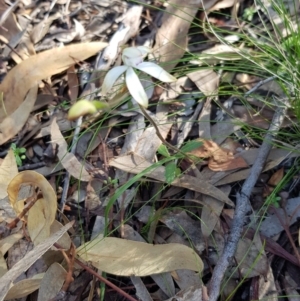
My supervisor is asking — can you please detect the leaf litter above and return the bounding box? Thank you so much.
[0,0,299,300]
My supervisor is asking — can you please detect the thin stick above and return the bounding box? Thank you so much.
[208,100,287,301]
[60,116,83,212]
[74,258,138,301]
[244,75,277,96]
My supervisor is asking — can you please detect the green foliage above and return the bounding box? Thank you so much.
[268,195,281,208]
[11,143,26,167]
[58,100,70,109]
[180,140,203,153]
[165,161,180,184]
[157,144,170,157]
[243,6,257,22]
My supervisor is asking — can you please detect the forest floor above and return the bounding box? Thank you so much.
[0,0,300,300]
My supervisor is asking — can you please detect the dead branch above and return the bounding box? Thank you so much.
[208,97,288,301]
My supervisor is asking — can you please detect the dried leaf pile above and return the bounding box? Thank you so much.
[0,0,300,300]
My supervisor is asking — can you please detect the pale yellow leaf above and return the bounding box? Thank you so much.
[0,222,73,301]
[77,237,203,276]
[50,118,90,181]
[27,198,51,246]
[37,263,66,301]
[0,42,107,123]
[4,273,44,300]
[50,220,71,250]
[7,171,57,245]
[0,149,18,199]
[0,233,23,255]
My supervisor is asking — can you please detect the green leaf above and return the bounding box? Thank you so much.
[68,100,98,120]
[157,145,170,157]
[15,156,22,167]
[19,148,26,154]
[175,167,181,176]
[91,100,109,110]
[180,140,203,153]
[165,161,177,184]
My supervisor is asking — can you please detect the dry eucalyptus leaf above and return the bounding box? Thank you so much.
[4,273,44,300]
[27,198,54,246]
[153,0,203,72]
[0,149,18,199]
[109,154,234,206]
[131,276,153,301]
[123,224,175,297]
[268,167,284,186]
[164,285,203,301]
[215,148,299,186]
[0,222,73,301]
[208,155,249,171]
[188,139,248,171]
[0,85,38,145]
[50,220,71,250]
[0,0,21,42]
[77,237,203,276]
[37,263,66,301]
[50,118,90,181]
[7,171,57,245]
[0,41,107,123]
[263,167,284,197]
[188,139,234,162]
[259,197,300,237]
[160,210,204,253]
[30,13,61,44]
[67,65,79,102]
[257,266,278,300]
[0,256,7,278]
[233,235,268,278]
[187,69,219,96]
[201,185,231,237]
[0,233,23,255]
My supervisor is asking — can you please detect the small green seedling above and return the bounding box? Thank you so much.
[243,6,257,22]
[269,195,281,208]
[11,143,26,167]
[59,100,71,109]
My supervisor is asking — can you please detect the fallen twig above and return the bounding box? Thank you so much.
[74,258,138,301]
[60,116,82,212]
[208,97,288,301]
